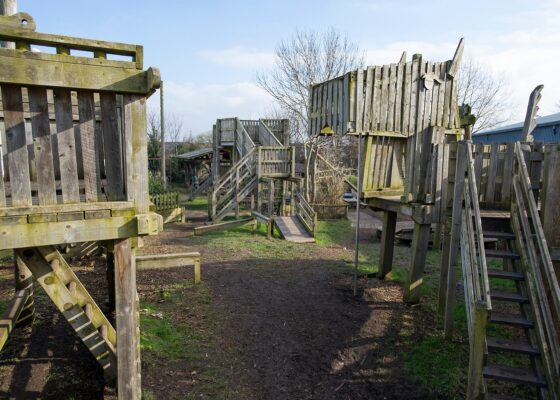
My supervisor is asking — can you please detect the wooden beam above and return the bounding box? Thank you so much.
[194,217,256,236]
[403,222,431,304]
[0,289,29,351]
[378,210,397,280]
[136,252,201,284]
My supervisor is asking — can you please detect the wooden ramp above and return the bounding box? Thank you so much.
[274,216,315,243]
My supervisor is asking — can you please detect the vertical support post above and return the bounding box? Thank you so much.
[235,167,240,219]
[378,210,397,280]
[0,0,16,49]
[14,252,34,326]
[160,81,166,189]
[106,241,116,312]
[542,145,560,280]
[268,179,274,217]
[443,141,467,338]
[114,238,140,400]
[403,222,431,304]
[353,132,364,296]
[467,306,488,400]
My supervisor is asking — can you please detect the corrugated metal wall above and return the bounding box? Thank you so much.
[473,123,560,144]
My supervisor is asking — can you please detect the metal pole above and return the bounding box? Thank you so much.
[160,81,166,189]
[353,132,363,296]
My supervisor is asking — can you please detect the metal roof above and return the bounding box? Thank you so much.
[475,112,560,136]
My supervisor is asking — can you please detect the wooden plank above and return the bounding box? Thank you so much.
[409,56,420,136]
[28,87,57,205]
[379,65,389,131]
[387,63,397,132]
[371,66,382,131]
[114,238,141,400]
[401,62,412,136]
[485,143,499,203]
[356,69,364,133]
[77,91,102,202]
[0,289,29,351]
[337,80,343,134]
[100,92,124,201]
[395,61,404,133]
[332,80,338,134]
[327,80,333,128]
[403,222,431,304]
[53,88,80,203]
[501,143,514,203]
[342,73,349,133]
[136,252,201,284]
[442,61,453,128]
[194,217,255,235]
[364,66,374,132]
[1,84,32,206]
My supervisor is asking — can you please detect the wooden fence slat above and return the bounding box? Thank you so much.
[371,66,382,131]
[501,143,515,203]
[77,91,102,202]
[363,66,374,132]
[327,80,333,129]
[442,61,453,128]
[1,84,32,207]
[100,92,125,201]
[402,62,412,136]
[379,65,389,131]
[337,80,344,134]
[356,69,364,133]
[395,61,404,133]
[54,88,81,203]
[435,62,445,127]
[485,143,499,203]
[28,87,57,205]
[409,56,420,136]
[387,63,397,132]
[332,80,338,134]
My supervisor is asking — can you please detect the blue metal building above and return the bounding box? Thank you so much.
[472,112,560,144]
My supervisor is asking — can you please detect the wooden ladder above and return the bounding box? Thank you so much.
[16,246,118,382]
[480,213,549,399]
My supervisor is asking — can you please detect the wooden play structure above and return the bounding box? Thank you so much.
[0,12,201,399]
[309,40,560,398]
[439,85,560,399]
[309,39,465,303]
[208,117,316,243]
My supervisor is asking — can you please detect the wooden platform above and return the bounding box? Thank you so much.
[274,216,315,243]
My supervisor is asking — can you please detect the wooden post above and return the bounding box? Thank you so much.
[268,179,274,217]
[114,238,140,400]
[378,210,397,280]
[160,81,166,189]
[443,141,467,338]
[0,0,16,49]
[466,306,488,399]
[403,222,431,304]
[106,241,116,312]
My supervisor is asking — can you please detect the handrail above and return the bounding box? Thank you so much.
[512,142,560,397]
[294,191,317,237]
[450,140,491,400]
[236,119,255,157]
[258,120,283,147]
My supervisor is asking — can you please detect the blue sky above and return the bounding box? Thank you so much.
[18,0,560,135]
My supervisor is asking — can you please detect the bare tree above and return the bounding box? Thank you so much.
[257,28,363,142]
[458,56,513,133]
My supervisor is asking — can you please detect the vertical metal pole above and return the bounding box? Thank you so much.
[354,132,363,296]
[160,81,166,189]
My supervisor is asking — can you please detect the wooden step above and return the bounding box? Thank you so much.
[487,336,540,355]
[487,270,525,281]
[483,364,547,387]
[490,312,533,328]
[485,249,520,260]
[487,393,529,400]
[490,290,529,304]
[483,230,515,240]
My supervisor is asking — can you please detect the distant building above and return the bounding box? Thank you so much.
[473,112,560,144]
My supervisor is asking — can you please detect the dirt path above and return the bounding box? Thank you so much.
[0,211,445,399]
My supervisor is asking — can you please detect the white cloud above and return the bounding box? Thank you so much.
[199,47,275,69]
[149,81,275,135]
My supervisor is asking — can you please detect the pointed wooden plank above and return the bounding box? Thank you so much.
[501,143,515,203]
[442,61,453,128]
[1,84,32,206]
[379,65,389,131]
[521,84,544,140]
[322,82,328,131]
[435,62,445,126]
[28,87,57,205]
[364,66,374,132]
[310,86,317,136]
[412,60,426,199]
[450,74,460,128]
[371,66,382,131]
[409,56,420,136]
[77,91,102,202]
[327,80,333,128]
[317,84,324,134]
[337,80,344,134]
[342,72,349,133]
[100,92,124,201]
[447,38,464,78]
[387,63,397,132]
[401,62,412,136]
[53,88,80,203]
[356,69,364,133]
[474,143,483,196]
[395,61,404,133]
[485,143,499,203]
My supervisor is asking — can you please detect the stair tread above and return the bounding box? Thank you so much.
[485,249,520,259]
[487,270,525,281]
[480,210,511,219]
[486,336,540,355]
[490,290,529,303]
[483,230,515,240]
[483,364,547,387]
[487,394,529,400]
[490,312,533,328]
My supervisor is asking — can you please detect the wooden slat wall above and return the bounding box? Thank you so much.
[0,85,130,208]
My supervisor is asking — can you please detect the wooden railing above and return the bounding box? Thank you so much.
[511,142,560,398]
[294,192,317,236]
[448,141,492,399]
[258,120,284,147]
[236,120,256,157]
[258,147,294,177]
[150,192,180,212]
[211,148,258,222]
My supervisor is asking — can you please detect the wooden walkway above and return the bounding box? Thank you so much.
[274,216,315,243]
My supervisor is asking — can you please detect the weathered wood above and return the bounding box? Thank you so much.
[100,92,124,201]
[194,217,255,236]
[521,84,544,141]
[114,238,140,399]
[378,210,397,280]
[1,84,31,206]
[77,91,102,202]
[136,252,201,284]
[28,86,57,205]
[403,222,431,304]
[0,289,29,351]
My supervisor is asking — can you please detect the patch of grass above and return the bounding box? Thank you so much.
[0,300,8,315]
[140,304,190,359]
[186,196,209,211]
[315,219,352,246]
[142,389,156,400]
[403,335,466,399]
